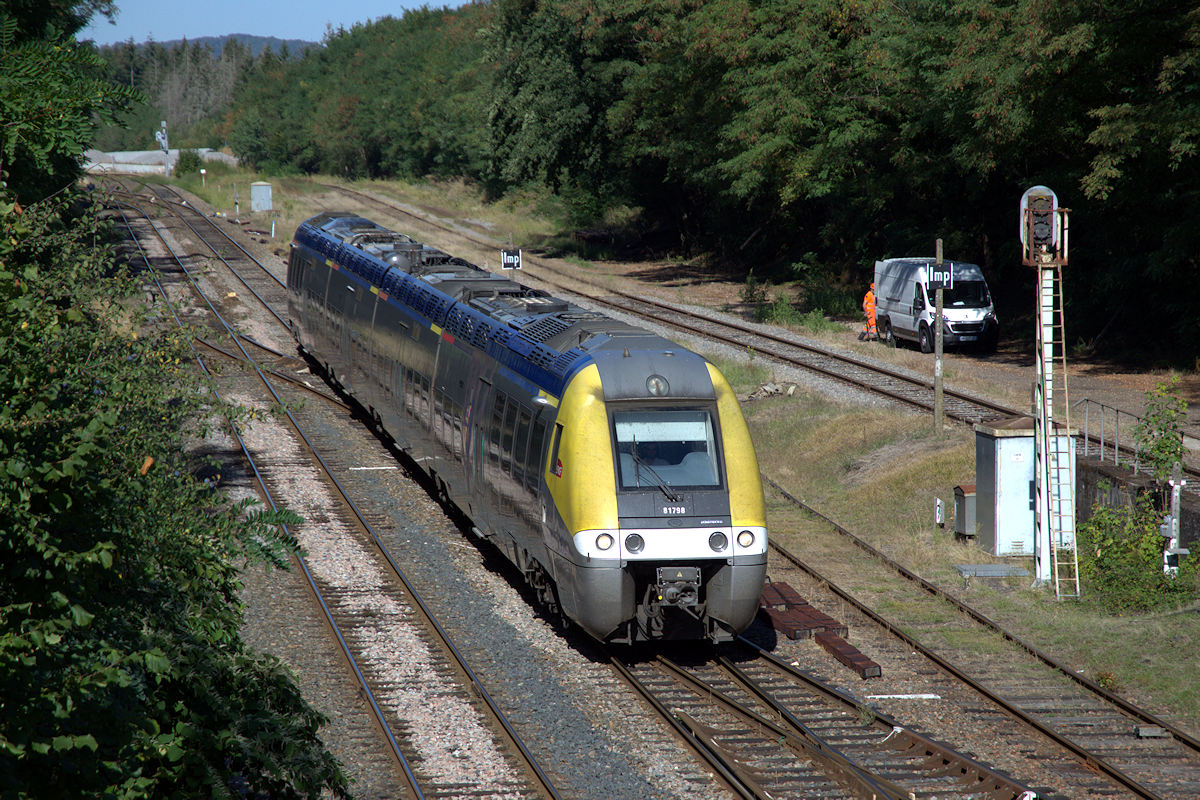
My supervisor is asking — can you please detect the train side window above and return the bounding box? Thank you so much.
[434,389,447,447]
[549,423,564,476]
[417,373,431,425]
[489,395,505,467]
[390,361,402,400]
[513,409,531,485]
[449,399,464,462]
[404,367,416,418]
[527,418,547,494]
[500,402,518,476]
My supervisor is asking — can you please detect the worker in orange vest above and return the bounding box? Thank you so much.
[859,282,877,341]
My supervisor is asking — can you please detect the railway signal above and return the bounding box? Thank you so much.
[1020,186,1077,597]
[154,120,169,176]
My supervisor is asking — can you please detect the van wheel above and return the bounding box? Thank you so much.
[919,324,933,354]
[882,321,896,348]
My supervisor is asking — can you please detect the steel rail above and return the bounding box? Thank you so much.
[763,474,1200,756]
[606,655,763,800]
[655,656,911,800]
[726,649,1035,800]
[115,197,564,800]
[111,200,425,798]
[193,338,349,409]
[143,181,287,289]
[113,185,289,330]
[760,476,1170,800]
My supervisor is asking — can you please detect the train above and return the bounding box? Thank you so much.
[286,212,768,643]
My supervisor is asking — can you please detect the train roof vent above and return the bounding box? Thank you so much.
[550,347,588,376]
[521,296,569,314]
[519,314,571,344]
[348,230,415,249]
[526,343,560,370]
[446,306,479,342]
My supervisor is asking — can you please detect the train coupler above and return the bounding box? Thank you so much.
[655,566,701,607]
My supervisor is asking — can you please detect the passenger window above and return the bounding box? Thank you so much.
[912,282,925,311]
[501,403,518,475]
[489,396,505,467]
[528,419,547,492]
[549,423,563,477]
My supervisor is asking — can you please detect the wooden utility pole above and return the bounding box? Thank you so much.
[934,239,944,430]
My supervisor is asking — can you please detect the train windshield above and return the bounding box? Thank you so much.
[613,409,721,490]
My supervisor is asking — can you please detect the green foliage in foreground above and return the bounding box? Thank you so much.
[1077,493,1199,614]
[0,196,349,798]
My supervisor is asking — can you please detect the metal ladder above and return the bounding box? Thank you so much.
[1036,265,1079,599]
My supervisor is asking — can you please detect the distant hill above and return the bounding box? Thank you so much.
[98,33,318,57]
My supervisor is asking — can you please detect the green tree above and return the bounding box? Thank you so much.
[1,3,351,795]
[0,12,139,201]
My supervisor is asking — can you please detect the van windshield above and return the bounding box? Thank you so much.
[942,280,990,309]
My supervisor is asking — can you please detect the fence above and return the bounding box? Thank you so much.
[1076,398,1199,476]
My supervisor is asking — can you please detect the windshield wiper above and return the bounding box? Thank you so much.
[630,451,680,502]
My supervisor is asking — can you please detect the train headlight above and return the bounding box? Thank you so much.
[708,531,728,552]
[646,374,669,396]
[625,533,645,554]
[596,533,614,551]
[737,530,755,548]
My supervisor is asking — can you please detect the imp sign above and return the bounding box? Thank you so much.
[501,249,522,270]
[928,262,953,291]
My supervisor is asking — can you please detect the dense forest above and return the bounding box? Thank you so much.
[91,35,314,152]
[95,1,1200,362]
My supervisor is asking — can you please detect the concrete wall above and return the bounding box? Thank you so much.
[1077,457,1199,549]
[83,148,238,174]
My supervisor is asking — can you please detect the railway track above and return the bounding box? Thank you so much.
[611,646,1034,799]
[758,501,1200,800]
[110,188,564,800]
[107,180,1200,798]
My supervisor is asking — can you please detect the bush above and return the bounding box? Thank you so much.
[0,194,349,798]
[175,148,203,175]
[1077,493,1199,613]
[1133,376,1187,484]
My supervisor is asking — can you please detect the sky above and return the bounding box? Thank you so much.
[81,0,456,45]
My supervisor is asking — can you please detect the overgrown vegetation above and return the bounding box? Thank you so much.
[175,148,203,175]
[0,193,349,799]
[1133,376,1188,484]
[1076,377,1196,613]
[2,3,349,796]
[1077,494,1199,613]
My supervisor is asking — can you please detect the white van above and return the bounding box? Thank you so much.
[873,258,998,353]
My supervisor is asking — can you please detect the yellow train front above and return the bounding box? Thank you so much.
[546,348,768,642]
[287,213,767,644]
